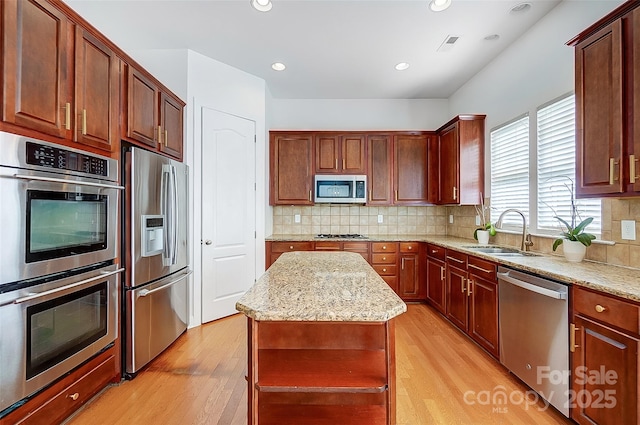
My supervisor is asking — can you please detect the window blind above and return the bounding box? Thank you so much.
[490,115,529,227]
[537,95,601,234]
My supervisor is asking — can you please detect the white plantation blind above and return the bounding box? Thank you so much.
[537,95,601,234]
[490,115,529,227]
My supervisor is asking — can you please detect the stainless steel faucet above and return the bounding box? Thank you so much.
[495,209,534,251]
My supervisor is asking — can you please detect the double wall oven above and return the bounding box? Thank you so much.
[0,132,123,414]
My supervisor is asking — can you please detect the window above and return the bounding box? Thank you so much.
[490,115,529,227]
[490,94,601,235]
[537,94,601,234]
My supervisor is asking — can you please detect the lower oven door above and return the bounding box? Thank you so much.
[0,264,122,413]
[125,269,190,375]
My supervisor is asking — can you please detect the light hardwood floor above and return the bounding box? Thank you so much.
[67,304,572,425]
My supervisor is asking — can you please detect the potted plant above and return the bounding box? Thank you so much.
[473,194,496,244]
[548,177,596,262]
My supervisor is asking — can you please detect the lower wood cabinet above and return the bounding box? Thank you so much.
[571,287,639,425]
[371,242,399,295]
[426,244,446,314]
[445,250,469,330]
[398,242,424,301]
[0,348,117,425]
[265,241,314,268]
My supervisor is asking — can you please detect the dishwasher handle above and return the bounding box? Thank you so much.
[497,271,567,300]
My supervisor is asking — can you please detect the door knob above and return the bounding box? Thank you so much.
[204,240,212,245]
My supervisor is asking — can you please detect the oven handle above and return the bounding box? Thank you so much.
[138,271,192,297]
[13,268,124,304]
[497,271,567,300]
[14,174,124,190]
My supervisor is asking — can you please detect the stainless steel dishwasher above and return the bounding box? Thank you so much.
[498,266,569,417]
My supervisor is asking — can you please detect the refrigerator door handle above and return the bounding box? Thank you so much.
[161,164,172,265]
[170,164,178,265]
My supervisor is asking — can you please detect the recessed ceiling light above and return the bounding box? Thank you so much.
[484,34,500,41]
[510,2,531,14]
[395,62,410,71]
[251,0,272,12]
[271,62,286,71]
[429,0,452,12]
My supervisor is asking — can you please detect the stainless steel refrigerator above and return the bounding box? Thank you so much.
[123,146,190,376]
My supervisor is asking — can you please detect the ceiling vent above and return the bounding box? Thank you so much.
[437,35,460,52]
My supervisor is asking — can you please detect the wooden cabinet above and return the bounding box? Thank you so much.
[394,134,430,205]
[269,132,314,205]
[2,0,120,155]
[265,241,314,268]
[371,242,399,294]
[433,115,485,205]
[367,135,393,205]
[444,249,499,359]
[426,244,446,314]
[569,2,640,197]
[571,287,639,425]
[467,256,499,358]
[74,27,119,152]
[315,134,366,174]
[247,319,396,425]
[123,65,184,160]
[0,349,117,425]
[398,242,425,301]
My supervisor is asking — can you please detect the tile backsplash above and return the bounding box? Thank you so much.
[273,205,448,236]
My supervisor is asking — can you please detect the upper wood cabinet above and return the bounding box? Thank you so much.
[367,134,393,205]
[123,65,185,160]
[433,115,485,205]
[569,2,640,197]
[394,134,430,205]
[2,0,73,139]
[315,133,366,174]
[2,0,119,155]
[270,132,314,205]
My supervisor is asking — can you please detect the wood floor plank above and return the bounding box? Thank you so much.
[66,305,572,425]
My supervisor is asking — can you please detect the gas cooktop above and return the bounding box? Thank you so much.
[316,234,368,239]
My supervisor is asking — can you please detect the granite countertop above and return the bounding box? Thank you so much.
[236,251,407,321]
[267,234,640,303]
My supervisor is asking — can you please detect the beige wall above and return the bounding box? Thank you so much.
[446,198,640,269]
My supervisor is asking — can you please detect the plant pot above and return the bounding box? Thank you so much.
[562,240,586,262]
[476,230,490,245]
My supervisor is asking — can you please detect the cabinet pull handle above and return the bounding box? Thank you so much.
[68,392,80,401]
[631,154,636,184]
[440,266,445,281]
[467,280,472,297]
[368,189,372,202]
[453,186,457,201]
[570,323,578,352]
[165,130,168,146]
[595,304,606,313]
[609,158,619,185]
[342,158,345,169]
[309,190,312,202]
[81,109,87,135]
[446,255,464,264]
[468,264,492,274]
[64,102,71,130]
[395,190,398,202]
[461,278,466,293]
[401,258,405,269]
[157,126,163,144]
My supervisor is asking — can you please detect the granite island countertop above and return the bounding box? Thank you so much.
[267,234,640,303]
[236,251,407,321]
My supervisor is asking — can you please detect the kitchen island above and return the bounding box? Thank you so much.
[236,251,406,425]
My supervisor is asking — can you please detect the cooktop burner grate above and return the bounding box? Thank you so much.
[316,234,368,239]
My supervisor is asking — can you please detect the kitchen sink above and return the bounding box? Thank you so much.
[463,246,539,257]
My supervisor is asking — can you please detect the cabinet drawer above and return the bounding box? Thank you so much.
[427,243,446,261]
[271,242,314,253]
[371,242,397,253]
[399,242,420,253]
[371,253,397,264]
[467,256,497,281]
[314,241,341,251]
[342,242,369,252]
[373,264,397,276]
[445,250,467,268]
[574,287,639,334]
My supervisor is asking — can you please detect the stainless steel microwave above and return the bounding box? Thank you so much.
[314,174,366,203]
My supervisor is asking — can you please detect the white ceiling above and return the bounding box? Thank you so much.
[66,0,564,99]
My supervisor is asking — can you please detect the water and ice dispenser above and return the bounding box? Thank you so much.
[141,215,164,257]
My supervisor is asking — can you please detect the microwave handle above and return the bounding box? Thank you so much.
[13,174,124,190]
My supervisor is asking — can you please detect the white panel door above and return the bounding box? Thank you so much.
[201,107,256,323]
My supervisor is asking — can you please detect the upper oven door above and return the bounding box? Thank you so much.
[0,167,121,285]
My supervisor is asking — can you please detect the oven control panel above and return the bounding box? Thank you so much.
[26,142,108,176]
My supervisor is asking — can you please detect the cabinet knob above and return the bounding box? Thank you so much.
[289,245,294,250]
[382,268,387,272]
[408,246,412,250]
[595,304,606,313]
[68,392,79,401]
[382,256,386,261]
[382,246,387,250]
